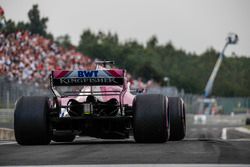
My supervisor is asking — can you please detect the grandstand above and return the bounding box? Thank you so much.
[0,31,94,88]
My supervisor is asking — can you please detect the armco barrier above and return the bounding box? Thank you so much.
[0,128,15,140]
[0,109,15,140]
[0,109,14,129]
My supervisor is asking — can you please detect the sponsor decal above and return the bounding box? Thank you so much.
[53,77,124,86]
[53,70,124,79]
[78,71,99,77]
[52,70,125,86]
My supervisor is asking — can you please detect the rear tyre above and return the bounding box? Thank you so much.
[52,134,75,142]
[246,118,250,125]
[168,97,186,141]
[134,94,168,143]
[14,96,51,145]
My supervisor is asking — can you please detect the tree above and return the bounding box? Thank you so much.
[78,29,98,57]
[77,30,250,96]
[0,4,51,38]
[1,19,16,33]
[146,35,158,48]
[27,4,48,36]
[16,21,28,31]
[56,34,72,49]
[137,61,162,82]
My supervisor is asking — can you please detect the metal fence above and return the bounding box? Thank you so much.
[182,94,250,114]
[1,78,250,114]
[0,77,51,108]
[148,87,250,114]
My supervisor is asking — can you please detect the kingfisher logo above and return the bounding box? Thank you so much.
[78,71,98,77]
[53,77,124,86]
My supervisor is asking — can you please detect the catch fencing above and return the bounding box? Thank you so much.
[148,87,250,114]
[182,93,250,114]
[0,77,51,108]
[1,78,250,114]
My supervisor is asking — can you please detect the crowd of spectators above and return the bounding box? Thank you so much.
[0,31,150,91]
[0,31,94,88]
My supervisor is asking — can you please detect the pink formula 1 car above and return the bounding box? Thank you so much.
[14,61,186,145]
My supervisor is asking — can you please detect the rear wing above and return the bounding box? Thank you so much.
[51,70,125,86]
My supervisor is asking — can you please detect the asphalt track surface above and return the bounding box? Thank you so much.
[0,115,250,165]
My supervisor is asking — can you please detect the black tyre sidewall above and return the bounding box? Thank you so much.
[169,97,186,141]
[246,118,250,125]
[14,96,51,145]
[134,94,167,143]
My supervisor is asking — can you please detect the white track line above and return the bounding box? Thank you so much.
[221,128,228,140]
[226,138,250,141]
[235,127,250,134]
[221,127,250,141]
[0,141,16,145]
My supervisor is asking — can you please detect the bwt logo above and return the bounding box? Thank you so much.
[78,71,99,77]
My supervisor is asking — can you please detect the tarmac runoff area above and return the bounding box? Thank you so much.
[1,113,250,141]
[0,136,250,165]
[1,126,250,141]
[0,115,250,167]
[0,113,250,165]
[1,165,250,167]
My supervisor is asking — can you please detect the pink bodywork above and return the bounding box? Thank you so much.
[55,66,135,107]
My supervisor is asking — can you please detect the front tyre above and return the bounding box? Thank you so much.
[134,94,168,143]
[14,96,51,145]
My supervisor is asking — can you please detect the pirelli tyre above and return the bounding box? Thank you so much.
[134,94,168,143]
[168,97,186,141]
[246,118,250,125]
[52,134,75,142]
[14,96,51,145]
